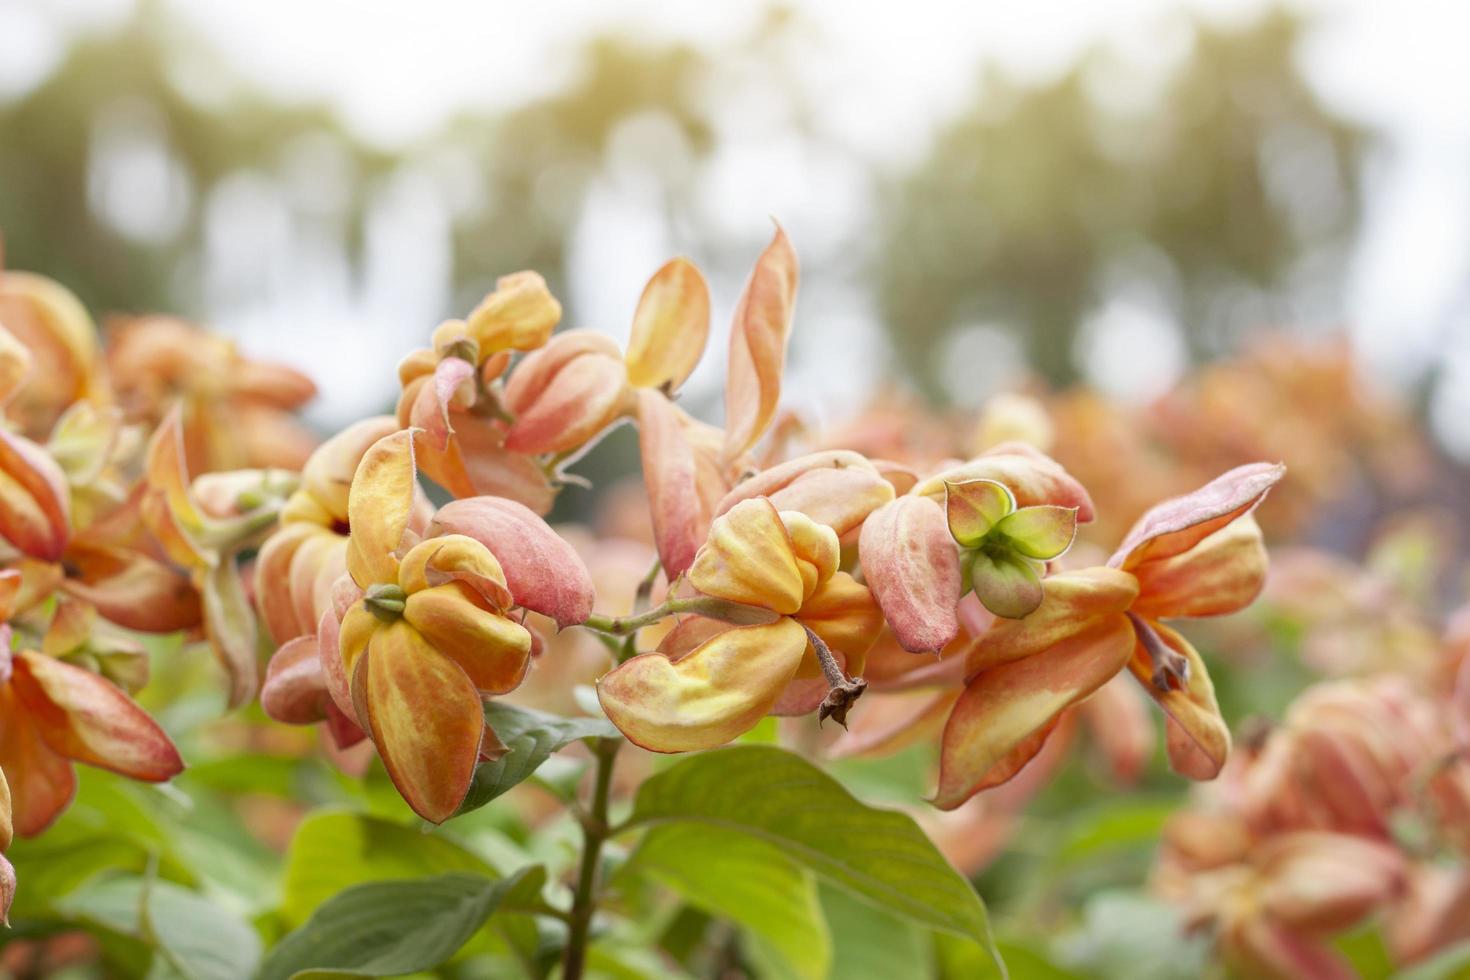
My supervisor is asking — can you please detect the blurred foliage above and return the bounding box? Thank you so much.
[876,9,1367,390]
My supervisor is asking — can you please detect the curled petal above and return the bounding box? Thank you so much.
[261,635,333,725]
[297,416,401,524]
[202,560,259,709]
[723,224,798,460]
[503,331,631,455]
[142,406,208,554]
[779,510,839,601]
[598,617,809,752]
[429,496,595,628]
[1126,620,1230,779]
[798,571,882,664]
[362,622,484,823]
[715,451,894,537]
[12,650,183,782]
[465,271,561,355]
[1110,462,1285,571]
[347,430,418,588]
[935,616,1136,809]
[0,427,70,561]
[859,495,962,653]
[625,257,711,392]
[398,534,513,610]
[963,567,1139,675]
[404,584,532,695]
[636,390,710,578]
[410,357,476,453]
[1131,514,1269,620]
[689,498,803,615]
[916,443,1095,523]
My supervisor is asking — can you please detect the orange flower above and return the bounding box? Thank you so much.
[0,591,182,839]
[325,430,593,822]
[934,462,1285,808]
[0,268,109,439]
[598,498,881,751]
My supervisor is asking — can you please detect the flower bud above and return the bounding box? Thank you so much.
[503,331,632,455]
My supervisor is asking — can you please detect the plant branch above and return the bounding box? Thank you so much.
[562,736,620,980]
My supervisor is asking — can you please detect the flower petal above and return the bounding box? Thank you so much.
[635,389,712,578]
[598,617,809,752]
[714,450,895,537]
[261,635,331,725]
[935,615,1135,809]
[201,559,260,709]
[858,495,963,653]
[297,416,401,523]
[1125,621,1230,779]
[429,496,596,628]
[1109,462,1285,571]
[465,271,561,355]
[915,443,1095,523]
[503,331,631,455]
[61,541,203,633]
[404,584,532,695]
[12,650,183,782]
[723,224,798,459]
[689,498,804,615]
[0,685,76,836]
[625,257,711,393]
[347,429,419,588]
[398,534,513,610]
[0,427,70,561]
[1131,514,1269,619]
[363,622,484,823]
[963,567,1139,675]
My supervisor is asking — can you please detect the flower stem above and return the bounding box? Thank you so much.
[563,736,620,980]
[580,595,778,637]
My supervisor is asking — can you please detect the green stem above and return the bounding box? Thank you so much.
[581,596,778,637]
[563,737,620,980]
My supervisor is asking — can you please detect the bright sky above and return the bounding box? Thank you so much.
[5,0,1470,451]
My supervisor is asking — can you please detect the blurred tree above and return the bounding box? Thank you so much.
[875,9,1368,395]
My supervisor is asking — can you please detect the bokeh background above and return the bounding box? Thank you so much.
[3,0,1469,452]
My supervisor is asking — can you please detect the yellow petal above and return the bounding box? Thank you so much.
[689,498,804,615]
[963,567,1139,676]
[346,429,418,587]
[1130,514,1268,620]
[404,583,532,695]
[1125,620,1231,779]
[779,510,839,602]
[362,622,484,823]
[398,534,512,610]
[625,257,711,392]
[598,617,808,752]
[465,271,561,356]
[723,224,798,459]
[299,415,400,524]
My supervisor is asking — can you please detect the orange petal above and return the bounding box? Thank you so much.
[502,331,631,455]
[714,450,895,538]
[0,323,34,406]
[261,635,331,726]
[635,389,711,578]
[625,257,711,392]
[723,224,798,459]
[1125,620,1230,779]
[0,569,21,622]
[963,567,1139,675]
[12,650,183,782]
[61,542,202,633]
[404,583,532,695]
[450,416,558,514]
[465,271,561,355]
[408,357,475,453]
[297,415,400,523]
[935,615,1135,809]
[598,617,809,752]
[797,571,882,665]
[428,496,595,628]
[255,523,317,643]
[346,429,418,588]
[0,427,70,561]
[915,442,1095,523]
[858,495,962,653]
[689,498,803,615]
[142,406,208,549]
[362,622,484,823]
[1110,462,1285,571]
[1130,514,1269,620]
[398,534,513,609]
[0,684,77,837]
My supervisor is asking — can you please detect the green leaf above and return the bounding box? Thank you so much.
[55,875,262,980]
[1398,939,1470,980]
[1333,925,1393,980]
[624,823,831,980]
[260,867,546,980]
[821,884,926,980]
[279,809,495,926]
[457,702,619,815]
[622,745,1003,974]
